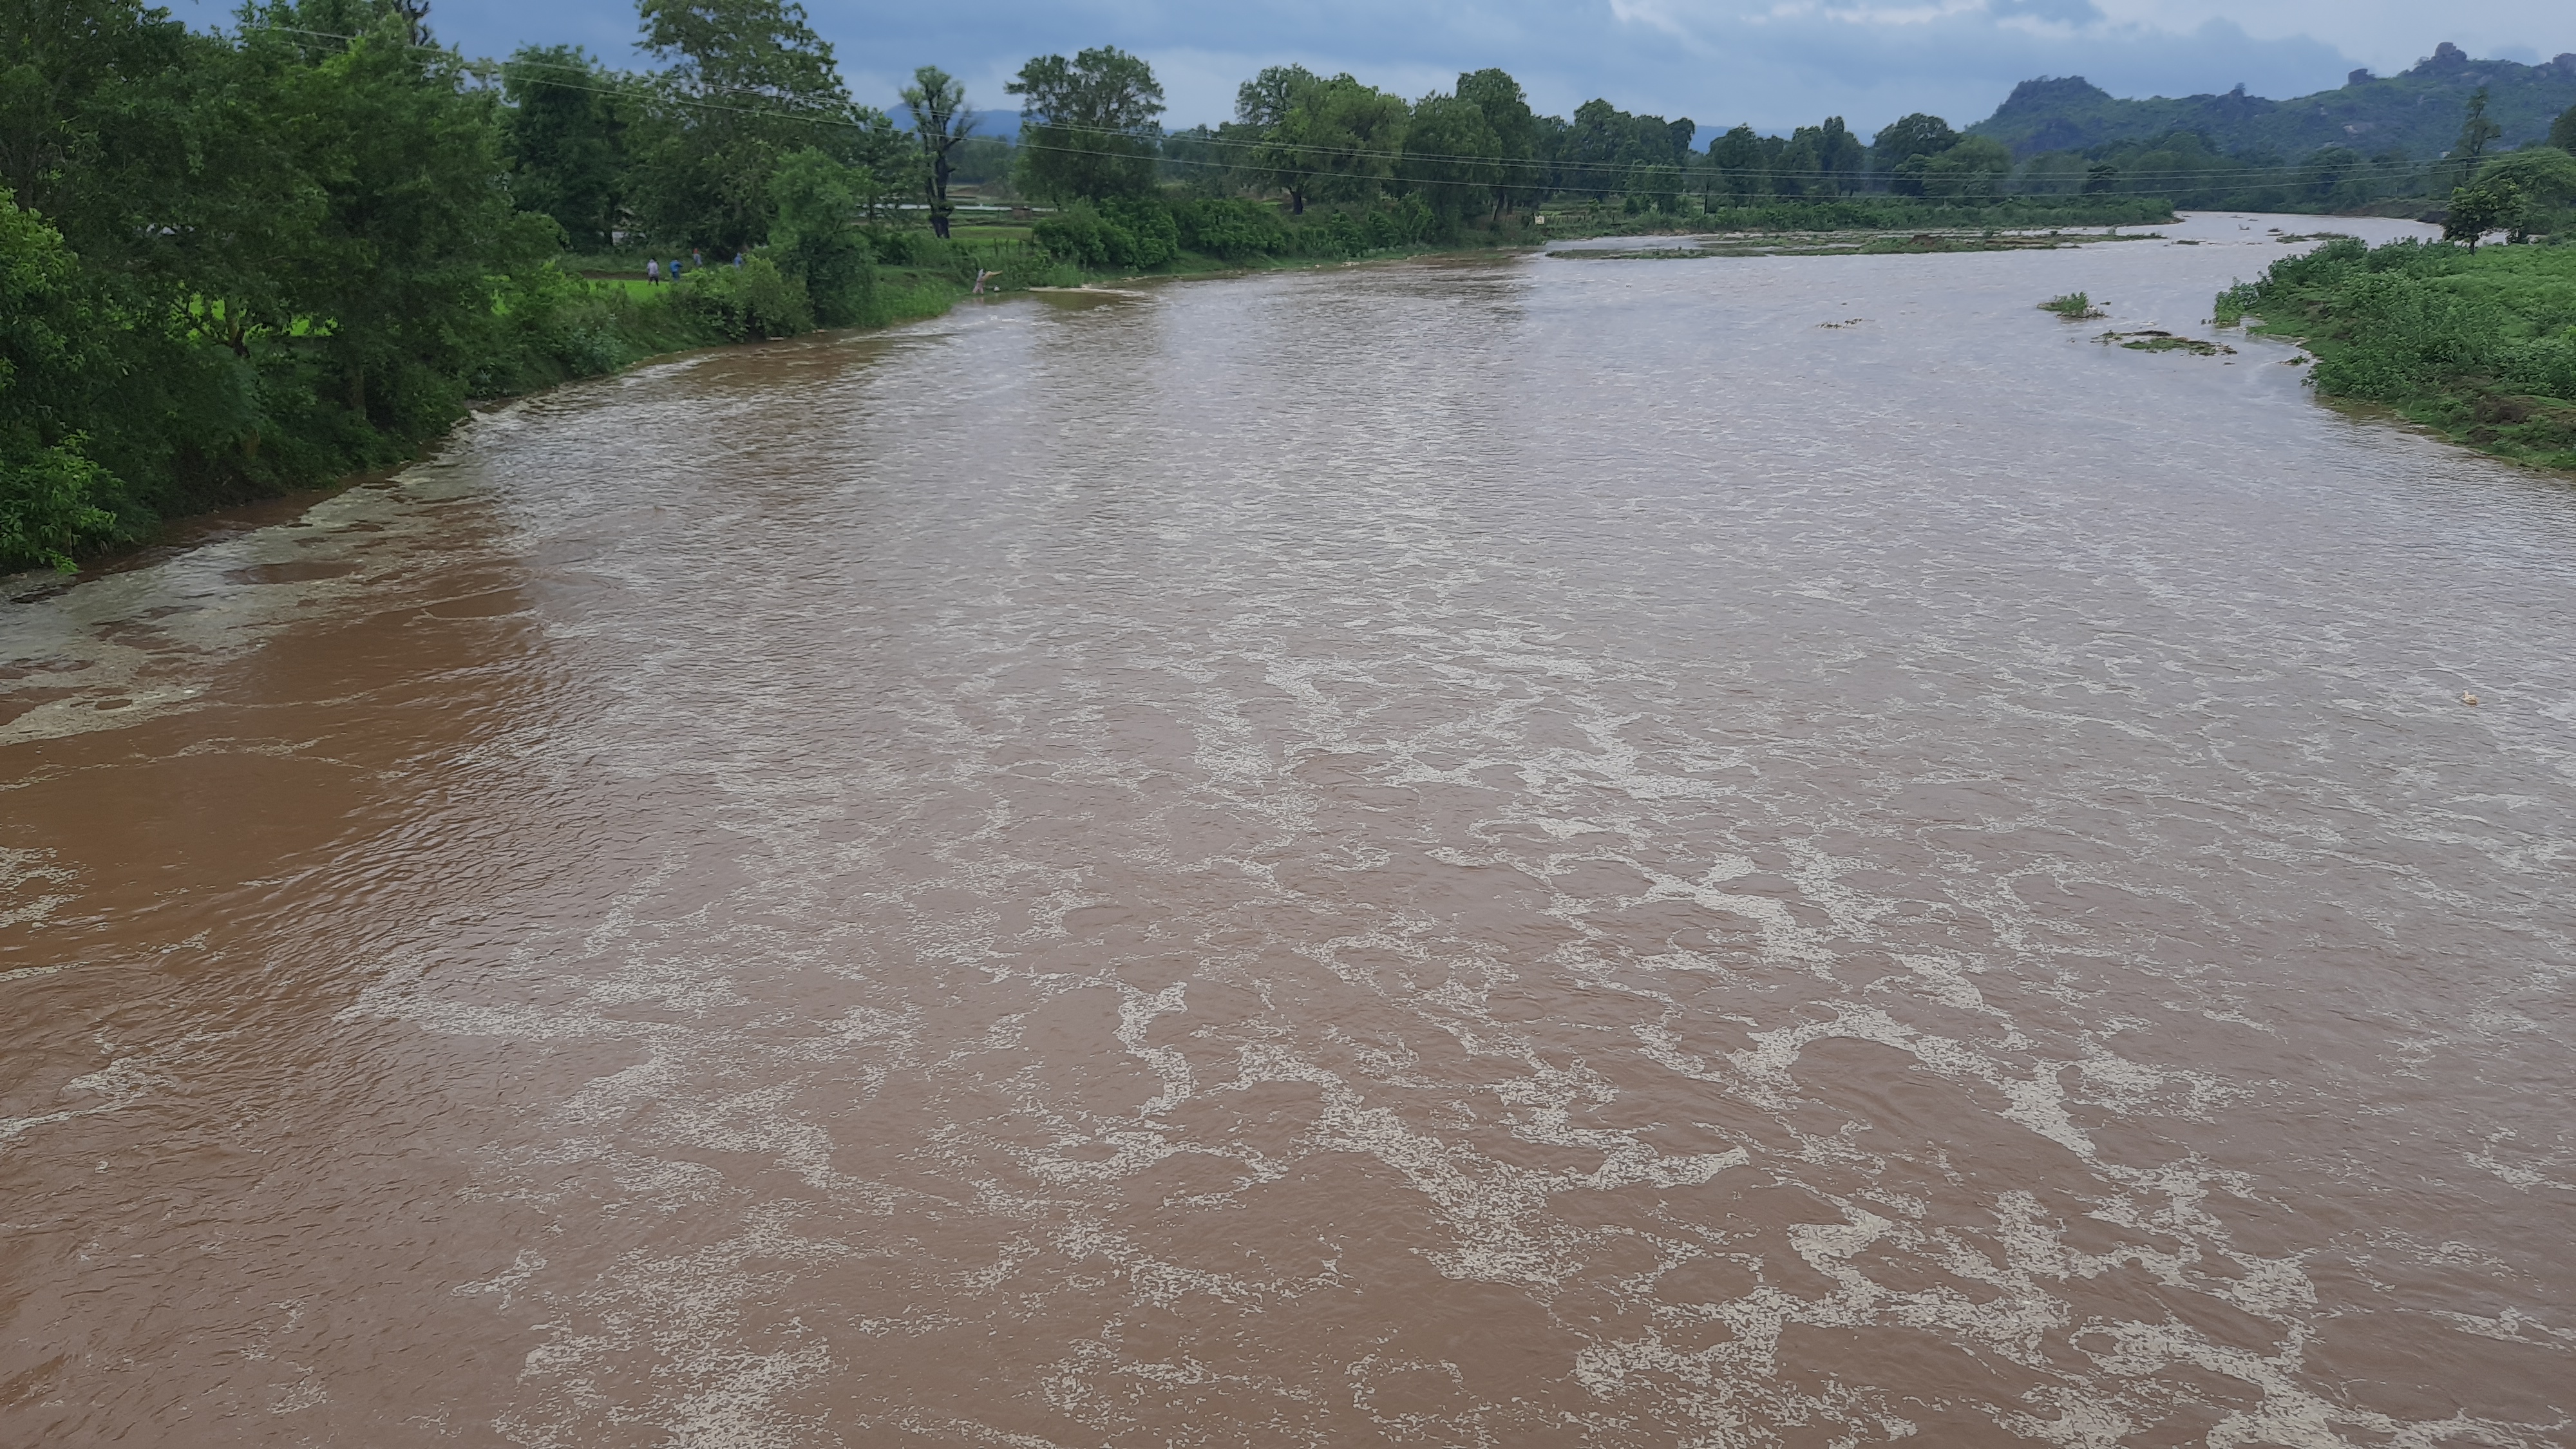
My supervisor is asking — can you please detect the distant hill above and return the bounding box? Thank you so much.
[1967,43,2576,161]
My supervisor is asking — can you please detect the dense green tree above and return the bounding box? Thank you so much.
[0,196,117,569]
[1872,113,1957,193]
[1008,46,1164,202]
[2443,177,2522,250]
[1399,91,1501,225]
[236,1,557,431]
[1814,117,1865,193]
[1236,63,1320,132]
[501,45,636,249]
[2474,147,2576,207]
[900,65,971,238]
[630,0,888,249]
[1911,134,2013,198]
[768,147,872,322]
[1235,64,1325,211]
[1264,75,1408,209]
[2552,104,2576,153]
[1564,99,1681,198]
[1705,124,1767,201]
[1774,128,1823,197]
[1455,69,1537,213]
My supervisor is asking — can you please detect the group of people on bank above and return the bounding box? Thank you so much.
[643,249,746,283]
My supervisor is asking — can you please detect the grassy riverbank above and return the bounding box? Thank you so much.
[2219,236,2576,469]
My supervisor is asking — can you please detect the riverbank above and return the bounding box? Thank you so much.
[2219,234,2576,471]
[8,195,2183,581]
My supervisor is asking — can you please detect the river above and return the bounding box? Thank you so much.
[5,213,2573,1447]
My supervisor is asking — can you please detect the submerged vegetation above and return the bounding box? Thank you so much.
[2220,234,2576,468]
[2041,292,2107,318]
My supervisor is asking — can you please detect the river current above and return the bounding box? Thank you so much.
[5,213,2573,1446]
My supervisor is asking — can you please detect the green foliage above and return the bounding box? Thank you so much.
[900,66,971,238]
[2553,104,2576,154]
[2038,292,2101,317]
[1873,114,1958,194]
[1401,93,1502,223]
[2474,147,2576,240]
[1173,198,1289,259]
[1909,135,2014,198]
[1009,47,1164,202]
[1262,75,1410,209]
[674,252,813,339]
[1560,97,1692,199]
[629,0,904,249]
[2222,233,2576,468]
[501,45,635,249]
[1031,197,1179,269]
[2445,180,2526,250]
[0,197,118,571]
[1456,69,1539,211]
[768,147,877,325]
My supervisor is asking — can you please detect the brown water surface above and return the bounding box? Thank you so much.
[6,214,2574,1446]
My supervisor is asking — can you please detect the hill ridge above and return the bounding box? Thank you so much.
[1967,43,2576,162]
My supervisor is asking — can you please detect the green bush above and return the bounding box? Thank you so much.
[1032,198,1181,270]
[1173,198,1289,259]
[675,254,814,341]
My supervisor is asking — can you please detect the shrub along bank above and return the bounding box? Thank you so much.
[2218,234,2576,469]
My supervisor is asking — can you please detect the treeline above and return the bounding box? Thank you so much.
[1052,59,2183,212]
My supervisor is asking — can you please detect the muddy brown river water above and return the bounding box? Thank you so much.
[5,213,2573,1446]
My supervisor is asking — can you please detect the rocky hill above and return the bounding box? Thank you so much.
[1967,43,2576,160]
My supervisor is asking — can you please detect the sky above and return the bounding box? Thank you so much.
[182,0,2576,138]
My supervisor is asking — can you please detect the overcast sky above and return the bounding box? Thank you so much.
[187,0,2576,138]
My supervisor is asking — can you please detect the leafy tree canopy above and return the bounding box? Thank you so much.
[1009,46,1164,202]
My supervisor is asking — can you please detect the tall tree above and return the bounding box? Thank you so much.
[630,0,889,249]
[1399,91,1500,225]
[236,0,556,428]
[501,44,636,249]
[1455,68,1536,213]
[2450,86,2502,188]
[769,147,872,322]
[1705,124,1768,202]
[1237,64,1324,211]
[1814,117,1865,193]
[900,65,971,238]
[1872,113,1958,194]
[1269,76,1408,209]
[1008,46,1163,202]
[0,196,118,570]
